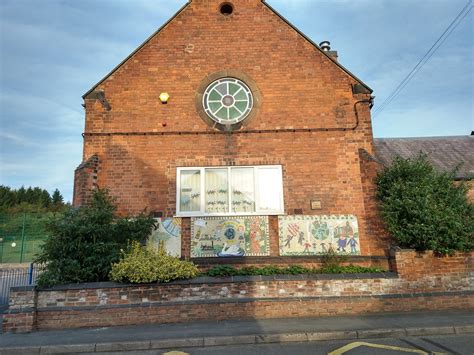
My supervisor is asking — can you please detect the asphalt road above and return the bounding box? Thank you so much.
[106,335,474,355]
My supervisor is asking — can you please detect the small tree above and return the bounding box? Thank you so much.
[376,154,473,255]
[36,189,155,287]
[51,188,65,211]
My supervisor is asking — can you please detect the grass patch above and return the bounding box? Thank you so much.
[0,213,52,263]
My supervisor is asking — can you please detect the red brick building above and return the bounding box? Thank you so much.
[74,0,388,261]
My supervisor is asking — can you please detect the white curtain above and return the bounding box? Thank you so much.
[205,169,228,213]
[231,168,255,213]
[180,170,201,212]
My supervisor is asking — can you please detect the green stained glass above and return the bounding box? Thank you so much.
[229,83,240,95]
[228,107,241,119]
[234,101,247,112]
[209,90,221,101]
[209,102,222,113]
[215,107,228,120]
[234,90,247,100]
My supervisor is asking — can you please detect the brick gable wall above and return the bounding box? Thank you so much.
[75,0,384,256]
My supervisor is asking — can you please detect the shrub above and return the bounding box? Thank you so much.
[319,264,385,274]
[285,265,310,274]
[319,248,348,273]
[204,264,384,276]
[36,190,155,287]
[376,154,473,255]
[110,241,199,283]
[205,265,239,277]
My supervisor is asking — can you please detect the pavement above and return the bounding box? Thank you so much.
[0,310,473,354]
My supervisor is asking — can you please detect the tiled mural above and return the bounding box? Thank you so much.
[148,218,182,257]
[191,216,270,258]
[279,215,360,255]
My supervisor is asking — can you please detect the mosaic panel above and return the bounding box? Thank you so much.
[148,218,182,257]
[191,216,270,258]
[278,215,360,256]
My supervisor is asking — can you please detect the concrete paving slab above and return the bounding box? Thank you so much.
[307,330,357,341]
[406,326,455,336]
[204,335,255,346]
[454,324,474,334]
[357,328,406,338]
[94,341,150,352]
[149,338,204,349]
[39,343,96,354]
[0,347,39,355]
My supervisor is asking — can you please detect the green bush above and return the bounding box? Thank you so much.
[206,265,239,277]
[320,249,347,270]
[204,264,384,277]
[110,241,199,283]
[319,264,384,274]
[376,154,473,255]
[36,190,155,287]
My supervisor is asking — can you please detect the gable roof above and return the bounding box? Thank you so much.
[83,0,372,99]
[374,136,474,180]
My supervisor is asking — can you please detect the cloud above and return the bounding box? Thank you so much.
[0,132,38,147]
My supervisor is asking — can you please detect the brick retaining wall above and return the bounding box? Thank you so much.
[3,249,473,333]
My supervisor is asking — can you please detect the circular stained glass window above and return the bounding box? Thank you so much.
[202,78,253,125]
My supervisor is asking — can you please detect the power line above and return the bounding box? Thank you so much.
[373,0,473,117]
[375,6,473,116]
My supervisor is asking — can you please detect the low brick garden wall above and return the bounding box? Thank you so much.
[3,249,473,333]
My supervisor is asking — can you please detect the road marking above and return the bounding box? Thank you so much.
[328,341,447,354]
[162,351,190,355]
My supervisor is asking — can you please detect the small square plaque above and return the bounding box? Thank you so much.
[310,200,322,210]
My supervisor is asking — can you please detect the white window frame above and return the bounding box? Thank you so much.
[176,165,284,217]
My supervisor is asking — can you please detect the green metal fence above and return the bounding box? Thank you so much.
[0,213,51,263]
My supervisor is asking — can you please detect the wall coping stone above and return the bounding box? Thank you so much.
[34,272,398,291]
[9,285,35,292]
[4,307,36,314]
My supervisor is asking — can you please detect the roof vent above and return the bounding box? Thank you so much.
[319,41,331,51]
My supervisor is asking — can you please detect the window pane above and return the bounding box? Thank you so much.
[205,168,228,213]
[234,90,247,100]
[209,90,221,101]
[209,102,222,113]
[215,107,228,120]
[231,168,255,213]
[216,83,227,95]
[180,170,201,212]
[229,82,240,95]
[257,167,282,212]
[229,107,241,119]
[234,101,247,112]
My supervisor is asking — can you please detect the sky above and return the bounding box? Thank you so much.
[0,0,472,202]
